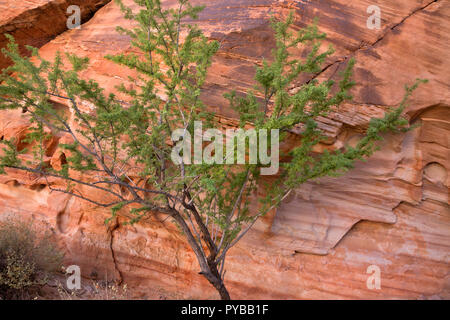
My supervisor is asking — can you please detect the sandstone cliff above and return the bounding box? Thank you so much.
[0,0,110,70]
[0,0,448,299]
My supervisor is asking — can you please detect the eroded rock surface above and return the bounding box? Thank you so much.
[0,0,110,70]
[0,0,448,299]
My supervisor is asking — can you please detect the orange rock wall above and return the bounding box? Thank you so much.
[0,0,448,299]
[0,0,110,70]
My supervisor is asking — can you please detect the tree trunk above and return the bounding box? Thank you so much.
[203,267,231,300]
[206,259,231,300]
[171,210,231,300]
[215,282,231,300]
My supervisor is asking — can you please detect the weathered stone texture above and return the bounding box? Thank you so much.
[0,0,448,299]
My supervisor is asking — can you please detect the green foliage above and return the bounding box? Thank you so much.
[0,218,63,299]
[0,0,425,299]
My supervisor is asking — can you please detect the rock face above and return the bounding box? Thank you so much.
[0,0,110,70]
[0,0,449,299]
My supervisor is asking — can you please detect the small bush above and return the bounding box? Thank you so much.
[0,218,63,299]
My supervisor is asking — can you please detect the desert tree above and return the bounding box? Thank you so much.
[0,0,425,299]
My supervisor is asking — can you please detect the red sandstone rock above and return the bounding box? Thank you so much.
[0,0,110,70]
[0,0,448,299]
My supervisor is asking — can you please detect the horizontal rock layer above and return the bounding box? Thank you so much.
[0,0,448,299]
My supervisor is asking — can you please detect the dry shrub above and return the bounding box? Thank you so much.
[0,218,63,299]
[58,280,129,300]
